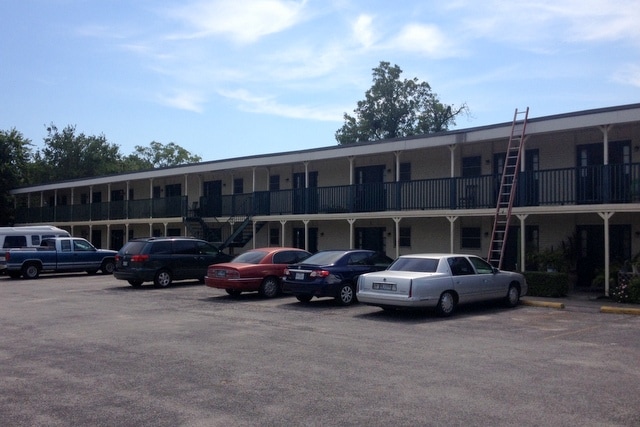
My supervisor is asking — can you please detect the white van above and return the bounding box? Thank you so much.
[0,226,71,272]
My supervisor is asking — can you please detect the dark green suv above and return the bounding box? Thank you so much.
[114,237,233,287]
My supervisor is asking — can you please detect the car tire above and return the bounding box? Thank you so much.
[22,263,40,280]
[101,260,115,275]
[225,289,242,297]
[505,284,521,308]
[259,277,280,298]
[128,280,143,287]
[154,269,172,288]
[296,295,312,303]
[436,291,456,317]
[335,283,356,306]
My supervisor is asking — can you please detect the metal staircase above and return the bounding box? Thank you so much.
[184,206,262,251]
[487,107,529,269]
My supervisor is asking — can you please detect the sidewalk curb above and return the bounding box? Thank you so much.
[520,299,565,309]
[600,306,640,316]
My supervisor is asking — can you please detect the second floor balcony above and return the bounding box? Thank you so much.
[15,163,640,224]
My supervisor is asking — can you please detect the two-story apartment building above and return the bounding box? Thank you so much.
[10,103,640,291]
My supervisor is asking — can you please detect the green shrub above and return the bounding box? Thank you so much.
[612,274,640,304]
[523,271,569,297]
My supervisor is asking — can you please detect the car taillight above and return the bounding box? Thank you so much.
[131,254,149,262]
[115,255,121,262]
[310,269,330,278]
[5,251,10,262]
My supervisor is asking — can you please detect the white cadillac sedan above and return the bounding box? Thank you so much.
[357,254,527,316]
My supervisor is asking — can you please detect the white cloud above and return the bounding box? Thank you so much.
[158,91,206,113]
[613,64,640,88]
[219,88,343,121]
[166,0,311,43]
[352,14,376,48]
[387,23,458,58]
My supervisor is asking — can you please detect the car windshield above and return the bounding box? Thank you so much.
[232,251,267,264]
[298,251,348,266]
[388,257,439,273]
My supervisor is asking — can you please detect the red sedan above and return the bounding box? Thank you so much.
[205,247,311,298]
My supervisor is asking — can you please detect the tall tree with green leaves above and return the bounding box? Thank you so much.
[31,124,125,183]
[336,61,468,144]
[0,129,33,225]
[126,141,202,169]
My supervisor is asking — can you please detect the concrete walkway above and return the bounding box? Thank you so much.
[522,289,640,315]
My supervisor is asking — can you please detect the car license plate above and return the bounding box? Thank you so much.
[295,273,305,281]
[122,261,128,267]
[373,282,396,291]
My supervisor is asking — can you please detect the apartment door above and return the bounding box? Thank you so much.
[354,165,385,212]
[292,172,318,214]
[575,224,630,287]
[577,143,603,203]
[494,149,539,207]
[203,180,222,216]
[292,227,318,253]
[355,227,385,252]
[110,229,124,251]
[609,140,631,202]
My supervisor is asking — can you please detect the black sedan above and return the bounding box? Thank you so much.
[282,250,393,305]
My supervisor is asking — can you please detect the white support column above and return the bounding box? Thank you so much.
[163,222,168,237]
[393,217,401,258]
[394,151,401,181]
[252,221,257,249]
[304,161,309,187]
[149,223,153,237]
[517,214,529,272]
[252,167,256,192]
[600,125,612,165]
[348,218,356,249]
[598,211,614,297]
[106,224,111,249]
[447,216,458,253]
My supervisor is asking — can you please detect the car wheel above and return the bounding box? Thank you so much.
[336,283,356,306]
[154,269,172,288]
[505,284,521,307]
[226,289,242,297]
[128,280,143,287]
[101,260,115,274]
[22,263,41,280]
[436,291,456,317]
[259,277,280,298]
[296,295,312,303]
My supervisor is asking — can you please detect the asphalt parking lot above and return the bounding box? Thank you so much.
[1,273,639,426]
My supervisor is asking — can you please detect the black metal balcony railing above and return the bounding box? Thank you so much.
[14,164,640,223]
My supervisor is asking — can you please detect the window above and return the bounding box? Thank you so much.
[469,256,494,274]
[60,240,72,252]
[399,227,411,247]
[399,162,411,182]
[448,256,474,276]
[73,240,94,251]
[462,156,481,177]
[233,178,244,194]
[3,236,27,248]
[269,175,280,191]
[269,228,279,245]
[461,227,481,249]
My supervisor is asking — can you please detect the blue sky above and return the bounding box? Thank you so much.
[2,0,639,161]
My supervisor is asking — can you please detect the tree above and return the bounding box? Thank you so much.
[0,129,33,225]
[335,61,468,144]
[126,141,202,169]
[31,124,125,183]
